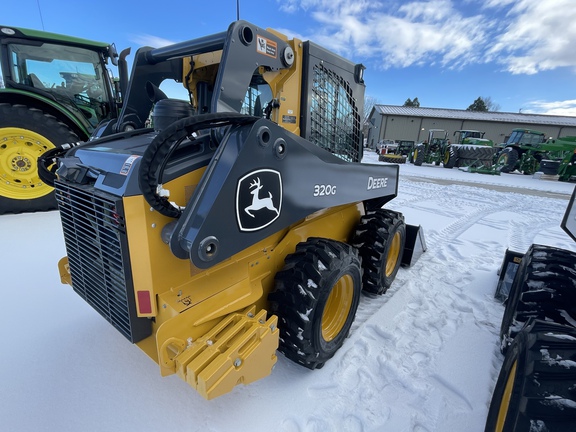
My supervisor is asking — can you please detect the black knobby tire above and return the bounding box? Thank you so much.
[455,146,495,168]
[413,145,425,166]
[0,103,79,214]
[269,238,362,369]
[457,146,494,160]
[352,209,406,295]
[443,146,457,168]
[496,147,519,173]
[500,244,576,353]
[485,320,576,431]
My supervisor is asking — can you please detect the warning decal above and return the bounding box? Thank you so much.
[120,155,140,176]
[256,35,277,59]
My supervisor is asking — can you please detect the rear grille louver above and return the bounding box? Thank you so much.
[55,181,151,343]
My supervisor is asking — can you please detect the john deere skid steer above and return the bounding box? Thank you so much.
[46,21,425,399]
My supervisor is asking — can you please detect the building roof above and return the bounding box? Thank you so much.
[373,105,576,127]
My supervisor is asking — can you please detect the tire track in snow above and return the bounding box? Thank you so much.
[279,180,572,432]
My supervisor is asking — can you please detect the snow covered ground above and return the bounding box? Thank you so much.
[1,152,575,432]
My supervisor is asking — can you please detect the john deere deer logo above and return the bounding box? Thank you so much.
[246,177,279,217]
[236,169,282,232]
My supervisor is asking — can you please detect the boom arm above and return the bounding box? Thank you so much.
[164,117,398,268]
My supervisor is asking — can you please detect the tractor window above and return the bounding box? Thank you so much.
[7,42,111,126]
[10,51,20,84]
[506,131,523,145]
[507,131,545,145]
[526,133,545,144]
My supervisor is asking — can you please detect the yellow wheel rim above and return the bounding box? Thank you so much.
[0,127,55,200]
[322,274,354,342]
[413,149,418,160]
[386,231,401,276]
[443,151,450,164]
[496,360,517,431]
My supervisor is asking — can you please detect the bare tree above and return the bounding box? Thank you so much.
[363,94,380,123]
[482,96,501,112]
[363,94,380,144]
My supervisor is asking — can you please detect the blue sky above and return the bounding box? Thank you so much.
[4,0,576,115]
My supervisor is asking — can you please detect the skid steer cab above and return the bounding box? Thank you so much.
[48,20,426,399]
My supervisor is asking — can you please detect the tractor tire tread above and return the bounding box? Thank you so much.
[0,103,80,214]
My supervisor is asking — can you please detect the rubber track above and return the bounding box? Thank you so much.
[500,244,576,353]
[487,320,576,431]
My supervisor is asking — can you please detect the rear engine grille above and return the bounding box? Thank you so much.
[55,181,151,343]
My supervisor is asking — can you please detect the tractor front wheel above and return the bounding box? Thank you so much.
[0,103,79,214]
[443,146,457,168]
[413,145,425,166]
[496,147,519,173]
[269,238,362,369]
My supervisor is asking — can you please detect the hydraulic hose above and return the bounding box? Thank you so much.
[138,112,258,218]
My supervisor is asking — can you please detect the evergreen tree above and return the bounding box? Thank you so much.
[466,97,488,112]
[404,97,420,107]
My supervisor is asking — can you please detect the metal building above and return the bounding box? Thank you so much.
[366,105,576,150]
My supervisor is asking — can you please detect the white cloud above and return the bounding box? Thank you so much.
[524,99,576,117]
[277,0,576,76]
[129,34,176,49]
[278,0,490,70]
[483,0,576,74]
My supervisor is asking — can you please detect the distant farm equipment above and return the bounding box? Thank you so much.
[442,130,496,170]
[378,140,414,164]
[495,128,576,181]
[413,129,449,166]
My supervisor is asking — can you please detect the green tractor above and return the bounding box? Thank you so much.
[495,128,576,179]
[453,129,493,147]
[442,129,496,169]
[0,24,129,214]
[413,129,449,166]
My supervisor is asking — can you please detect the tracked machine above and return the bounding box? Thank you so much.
[486,187,576,430]
[44,21,425,399]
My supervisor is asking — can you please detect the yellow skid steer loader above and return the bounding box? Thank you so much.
[43,21,425,399]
